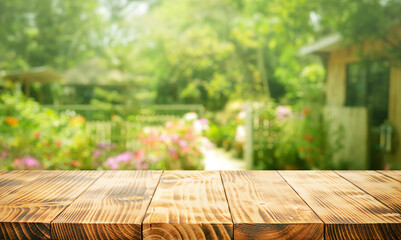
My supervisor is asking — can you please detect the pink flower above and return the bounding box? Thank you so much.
[199,118,209,125]
[159,133,168,142]
[170,134,179,142]
[179,140,188,147]
[97,143,107,149]
[136,162,149,170]
[167,149,176,155]
[55,140,62,147]
[167,149,179,160]
[21,156,40,168]
[92,150,101,158]
[0,151,7,159]
[105,152,133,169]
[276,106,293,120]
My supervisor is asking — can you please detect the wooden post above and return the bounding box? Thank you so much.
[39,84,44,104]
[245,102,254,170]
[24,79,31,98]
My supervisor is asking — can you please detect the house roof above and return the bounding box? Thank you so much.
[2,66,62,83]
[63,58,146,87]
[63,58,129,85]
[299,33,343,56]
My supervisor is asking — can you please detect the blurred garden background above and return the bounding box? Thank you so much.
[1,0,401,171]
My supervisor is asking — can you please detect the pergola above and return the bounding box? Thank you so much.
[1,66,62,102]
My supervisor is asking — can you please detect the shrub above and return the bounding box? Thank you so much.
[0,92,208,170]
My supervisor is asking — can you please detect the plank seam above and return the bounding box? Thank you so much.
[376,170,401,183]
[277,171,327,240]
[335,171,399,213]
[277,171,326,225]
[219,171,235,240]
[141,170,164,240]
[49,171,105,239]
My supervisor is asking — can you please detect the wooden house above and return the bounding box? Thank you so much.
[300,33,401,169]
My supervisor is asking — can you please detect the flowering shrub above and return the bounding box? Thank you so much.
[0,92,90,169]
[0,92,208,170]
[252,102,337,170]
[103,113,208,170]
[206,101,246,157]
[276,106,293,120]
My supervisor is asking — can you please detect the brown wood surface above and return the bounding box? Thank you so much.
[143,171,232,240]
[52,171,162,240]
[379,170,401,182]
[0,170,43,199]
[338,171,401,213]
[279,171,401,240]
[1,170,401,240]
[0,171,102,240]
[221,171,323,240]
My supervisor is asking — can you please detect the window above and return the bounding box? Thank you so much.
[346,60,390,126]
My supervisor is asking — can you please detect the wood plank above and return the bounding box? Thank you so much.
[378,171,401,182]
[52,170,162,240]
[279,171,401,240]
[221,171,323,240]
[0,171,102,240]
[337,171,401,213]
[0,171,43,199]
[143,171,232,240]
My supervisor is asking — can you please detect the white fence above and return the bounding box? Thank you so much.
[85,115,180,149]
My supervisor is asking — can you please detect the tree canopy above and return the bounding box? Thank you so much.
[1,0,400,109]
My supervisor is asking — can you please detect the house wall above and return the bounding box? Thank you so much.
[325,41,401,169]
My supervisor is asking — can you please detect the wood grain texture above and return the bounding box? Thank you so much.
[0,171,102,240]
[338,171,401,213]
[378,171,401,182]
[143,171,232,240]
[221,171,323,240]
[52,171,162,240]
[279,171,401,240]
[0,171,43,199]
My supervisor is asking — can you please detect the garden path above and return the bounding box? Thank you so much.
[203,148,246,170]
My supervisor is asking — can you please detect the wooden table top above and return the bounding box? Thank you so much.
[0,170,400,240]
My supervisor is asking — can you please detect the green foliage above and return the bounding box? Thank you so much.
[251,99,347,170]
[206,100,246,154]
[0,92,207,170]
[0,0,105,70]
[206,123,225,148]
[2,0,398,107]
[2,0,397,170]
[0,92,91,169]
